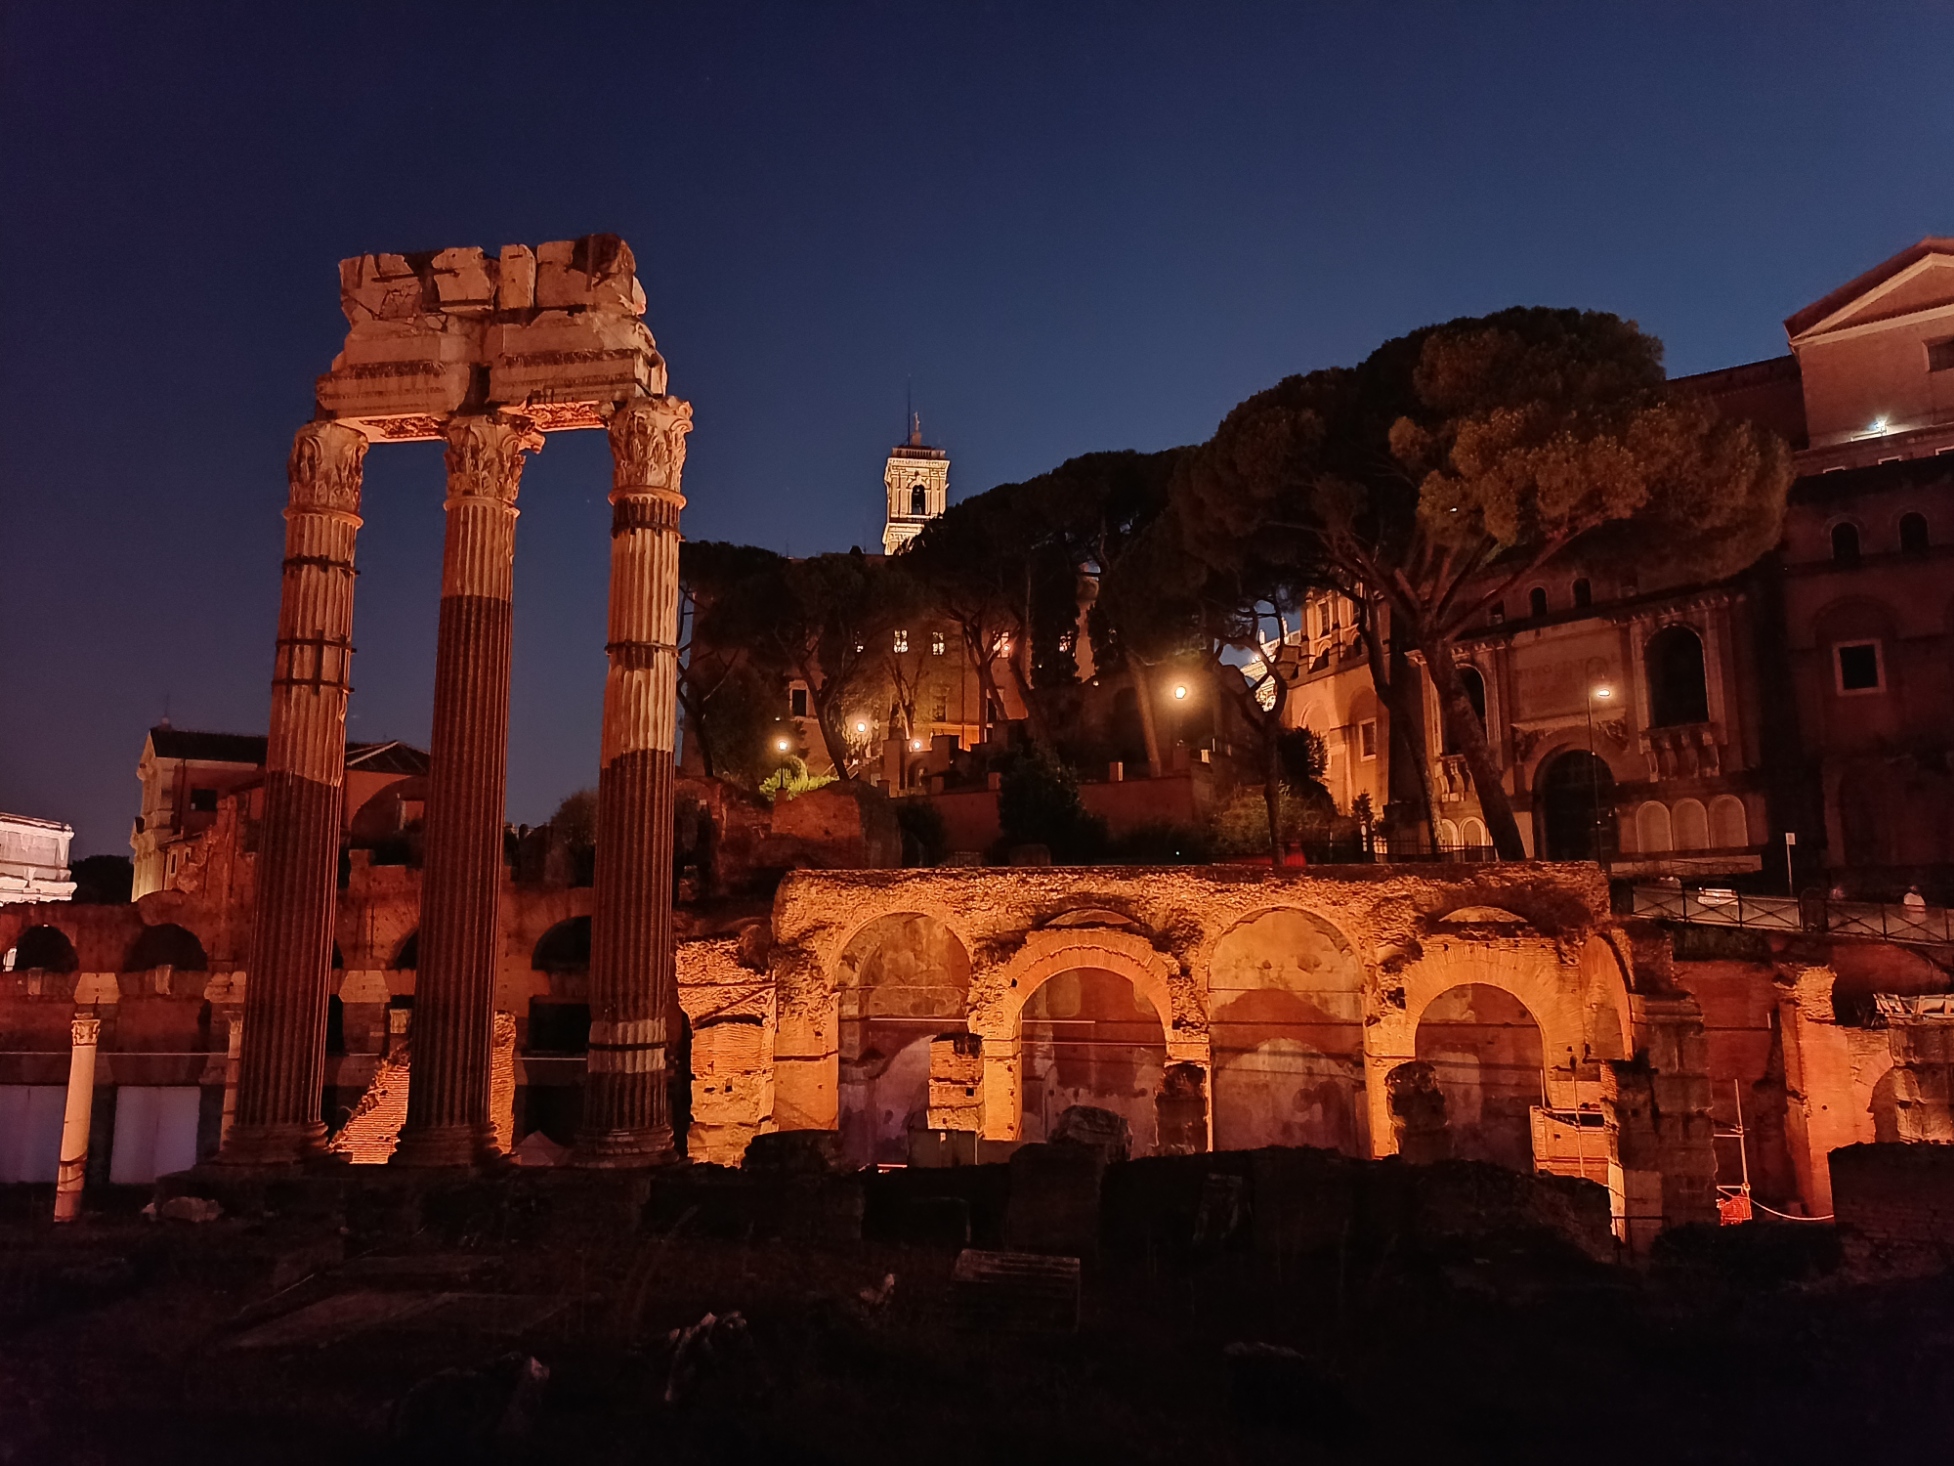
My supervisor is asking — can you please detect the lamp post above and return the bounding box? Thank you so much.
[1584,679,1613,862]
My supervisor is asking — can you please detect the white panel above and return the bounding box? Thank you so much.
[0,1086,66,1183]
[110,1086,160,1184]
[155,1088,201,1177]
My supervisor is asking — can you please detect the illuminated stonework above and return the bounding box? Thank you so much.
[881,417,949,556]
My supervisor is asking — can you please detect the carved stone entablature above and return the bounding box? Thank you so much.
[315,236,667,439]
[1640,722,1723,781]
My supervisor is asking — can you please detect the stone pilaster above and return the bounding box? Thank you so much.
[576,395,693,1165]
[393,413,540,1167]
[221,421,367,1164]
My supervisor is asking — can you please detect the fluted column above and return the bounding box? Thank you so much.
[576,395,693,1166]
[53,1016,100,1220]
[393,412,541,1167]
[221,421,367,1164]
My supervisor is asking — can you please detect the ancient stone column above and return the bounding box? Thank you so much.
[53,1015,100,1222]
[393,413,540,1167]
[221,421,367,1164]
[575,395,693,1166]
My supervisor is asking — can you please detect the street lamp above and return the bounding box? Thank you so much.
[1584,679,1613,861]
[1173,684,1189,701]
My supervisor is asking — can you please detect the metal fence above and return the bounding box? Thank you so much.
[1629,885,1954,946]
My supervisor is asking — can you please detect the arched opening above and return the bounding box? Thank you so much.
[1528,586,1548,618]
[1572,577,1592,609]
[910,484,927,516]
[1460,817,1489,853]
[1441,666,1487,755]
[1832,522,1861,564]
[835,912,971,1168]
[1414,983,1545,1172]
[1646,626,1709,727]
[531,917,592,975]
[348,777,426,866]
[126,923,208,972]
[13,925,78,973]
[1709,794,1749,848]
[391,930,419,969]
[1635,801,1673,854]
[1672,798,1709,851]
[1900,512,1930,555]
[1208,909,1366,1155]
[1538,751,1615,861]
[1019,967,1167,1156]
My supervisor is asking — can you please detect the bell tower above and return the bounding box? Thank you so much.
[882,413,949,555]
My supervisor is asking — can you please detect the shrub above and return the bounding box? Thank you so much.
[996,752,1107,863]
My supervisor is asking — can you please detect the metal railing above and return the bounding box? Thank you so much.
[1629,885,1954,945]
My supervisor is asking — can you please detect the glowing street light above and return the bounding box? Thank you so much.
[910,740,923,751]
[1173,684,1189,701]
[775,737,790,752]
[855,720,868,734]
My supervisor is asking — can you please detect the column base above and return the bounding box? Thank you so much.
[390,1124,501,1169]
[214,1121,330,1167]
[571,1124,677,1169]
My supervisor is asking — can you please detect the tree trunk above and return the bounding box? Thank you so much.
[1262,727,1285,867]
[805,676,858,780]
[1359,606,1439,854]
[1128,658,1164,777]
[676,676,716,779]
[1424,643,1526,859]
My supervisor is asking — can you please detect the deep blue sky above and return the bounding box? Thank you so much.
[5,3,1951,855]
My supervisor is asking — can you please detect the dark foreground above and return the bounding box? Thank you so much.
[2,1158,1951,1466]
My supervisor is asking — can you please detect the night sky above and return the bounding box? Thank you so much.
[5,3,1951,856]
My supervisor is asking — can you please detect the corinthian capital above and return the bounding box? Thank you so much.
[443,412,544,504]
[288,421,369,514]
[608,395,693,496]
[71,1015,101,1047]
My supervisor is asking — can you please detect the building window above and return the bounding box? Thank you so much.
[1834,640,1884,694]
[1528,586,1548,618]
[188,788,218,813]
[931,631,946,655]
[1900,512,1930,555]
[931,693,948,722]
[1928,338,1954,373]
[1646,625,1709,726]
[1359,720,1378,760]
[790,686,809,717]
[1572,578,1592,609]
[1489,600,1505,625]
[911,484,927,516]
[893,629,909,653]
[1831,522,1861,564]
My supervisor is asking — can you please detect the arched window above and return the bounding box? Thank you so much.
[1672,798,1710,851]
[1709,795,1749,848]
[1441,666,1487,755]
[1572,578,1592,609]
[1900,512,1930,555]
[1635,801,1673,854]
[910,484,927,516]
[12,925,78,973]
[532,917,593,975]
[1646,625,1709,727]
[126,923,208,972]
[1832,522,1861,564]
[1528,586,1548,618]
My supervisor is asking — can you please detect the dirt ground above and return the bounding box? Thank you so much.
[2,1175,1952,1466]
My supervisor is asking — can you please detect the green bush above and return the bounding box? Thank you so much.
[996,752,1107,863]
[759,758,837,799]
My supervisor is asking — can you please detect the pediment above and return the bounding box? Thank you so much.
[1787,241,1954,343]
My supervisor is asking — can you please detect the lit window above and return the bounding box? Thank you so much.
[1359,720,1378,760]
[931,631,946,655]
[1834,641,1883,694]
[893,629,909,653]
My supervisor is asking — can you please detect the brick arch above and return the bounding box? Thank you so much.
[974,927,1184,1051]
[1189,902,1363,998]
[814,901,981,995]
